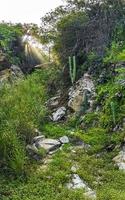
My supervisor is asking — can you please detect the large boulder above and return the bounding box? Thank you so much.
[68,73,95,113]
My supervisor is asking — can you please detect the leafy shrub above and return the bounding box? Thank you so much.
[0,23,24,69]
[0,70,48,174]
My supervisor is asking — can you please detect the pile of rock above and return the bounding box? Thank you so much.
[26,135,69,160]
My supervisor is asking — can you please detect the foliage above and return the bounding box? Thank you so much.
[0,23,24,69]
[0,70,49,174]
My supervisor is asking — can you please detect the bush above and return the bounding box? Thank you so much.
[0,70,48,174]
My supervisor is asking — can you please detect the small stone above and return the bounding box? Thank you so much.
[67,174,96,199]
[52,107,66,122]
[117,162,125,170]
[33,135,45,143]
[113,148,125,171]
[71,165,78,173]
[59,136,69,144]
[46,96,60,108]
[84,190,96,199]
[34,128,42,135]
[36,138,61,153]
[71,174,87,189]
[26,144,38,154]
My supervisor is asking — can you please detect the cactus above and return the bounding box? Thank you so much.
[110,101,116,125]
[69,56,76,84]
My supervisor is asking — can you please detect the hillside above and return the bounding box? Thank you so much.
[1,1,125,200]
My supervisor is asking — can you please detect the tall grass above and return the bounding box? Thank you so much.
[0,70,49,174]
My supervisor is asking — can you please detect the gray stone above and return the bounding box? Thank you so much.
[34,128,42,135]
[71,165,79,173]
[26,144,42,160]
[67,174,96,199]
[52,107,66,122]
[36,138,61,153]
[26,144,38,154]
[59,136,69,144]
[68,73,95,112]
[84,190,96,199]
[10,65,24,78]
[117,162,125,170]
[113,147,125,171]
[33,135,45,143]
[67,174,86,189]
[46,96,60,108]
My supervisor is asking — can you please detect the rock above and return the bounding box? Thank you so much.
[46,96,60,108]
[10,65,23,78]
[52,107,66,122]
[67,174,96,199]
[34,128,42,135]
[84,190,96,199]
[123,118,125,128]
[113,148,125,170]
[26,144,41,160]
[36,139,61,153]
[59,136,69,144]
[68,73,95,113]
[67,174,87,189]
[71,165,79,173]
[70,136,91,150]
[117,162,125,170]
[32,135,45,143]
[26,144,38,154]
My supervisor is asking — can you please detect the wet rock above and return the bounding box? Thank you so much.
[68,73,95,113]
[59,136,69,144]
[52,107,66,122]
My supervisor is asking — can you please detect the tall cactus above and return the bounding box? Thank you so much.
[110,101,116,125]
[69,56,76,84]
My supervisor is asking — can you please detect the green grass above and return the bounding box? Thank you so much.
[0,69,50,174]
[1,136,125,200]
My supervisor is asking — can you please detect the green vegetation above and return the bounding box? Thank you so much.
[0,70,49,174]
[1,0,125,199]
[0,23,24,69]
